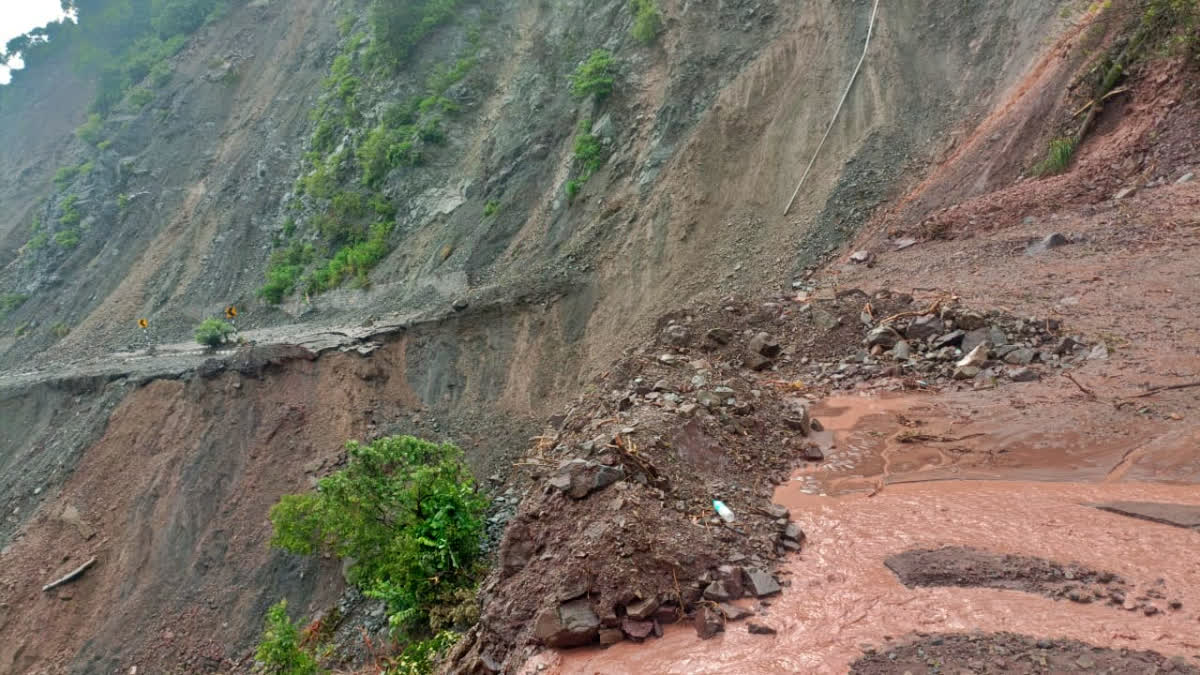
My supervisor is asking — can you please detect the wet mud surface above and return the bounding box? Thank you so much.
[850,632,1200,674]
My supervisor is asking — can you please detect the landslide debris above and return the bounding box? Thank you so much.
[851,632,1199,674]
[450,287,1091,672]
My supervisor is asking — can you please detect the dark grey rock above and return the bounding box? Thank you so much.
[905,314,941,340]
[933,330,966,349]
[749,332,781,357]
[744,569,781,597]
[1003,348,1036,365]
[549,459,624,499]
[865,325,902,349]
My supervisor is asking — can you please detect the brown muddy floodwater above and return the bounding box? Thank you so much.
[535,394,1200,674]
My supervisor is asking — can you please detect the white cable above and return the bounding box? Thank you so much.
[783,0,881,216]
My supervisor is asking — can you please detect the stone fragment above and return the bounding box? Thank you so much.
[744,569,781,597]
[749,332,781,358]
[694,606,724,639]
[865,326,902,349]
[549,459,624,499]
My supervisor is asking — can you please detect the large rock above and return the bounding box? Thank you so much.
[534,598,601,647]
[954,311,987,330]
[905,314,941,340]
[960,328,991,354]
[705,327,733,345]
[1003,348,1036,365]
[782,398,811,435]
[865,325,902,349]
[749,332,781,357]
[956,343,988,368]
[548,459,624,499]
[744,569,782,597]
[621,618,655,640]
[811,306,840,330]
[932,330,966,349]
[694,606,725,639]
[624,597,660,621]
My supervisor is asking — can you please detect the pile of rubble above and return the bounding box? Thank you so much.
[450,288,1104,672]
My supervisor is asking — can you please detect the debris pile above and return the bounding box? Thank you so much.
[449,289,1101,672]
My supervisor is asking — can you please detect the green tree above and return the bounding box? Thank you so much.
[570,49,616,100]
[194,318,235,347]
[269,436,487,637]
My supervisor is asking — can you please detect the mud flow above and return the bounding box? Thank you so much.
[545,393,1200,674]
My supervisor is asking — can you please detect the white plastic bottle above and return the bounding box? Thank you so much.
[713,500,735,523]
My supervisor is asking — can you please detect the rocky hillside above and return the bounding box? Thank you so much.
[16,0,1194,672]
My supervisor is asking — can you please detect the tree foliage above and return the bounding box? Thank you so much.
[194,317,235,347]
[570,49,616,100]
[269,436,487,637]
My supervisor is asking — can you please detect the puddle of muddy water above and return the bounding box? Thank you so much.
[539,392,1200,674]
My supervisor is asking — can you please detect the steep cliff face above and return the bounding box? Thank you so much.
[0,0,1087,671]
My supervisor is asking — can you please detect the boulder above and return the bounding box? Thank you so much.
[694,606,725,639]
[892,340,911,360]
[905,314,941,340]
[782,398,811,435]
[624,597,659,621]
[811,306,840,330]
[744,569,782,597]
[1003,348,1036,366]
[953,366,981,381]
[960,328,991,354]
[703,580,738,602]
[549,459,624,499]
[932,330,966,349]
[705,327,733,345]
[621,618,655,640]
[663,324,690,346]
[783,521,805,545]
[1009,367,1039,382]
[747,622,777,635]
[801,442,824,461]
[534,598,601,647]
[598,628,624,645]
[765,504,789,519]
[865,325,902,349]
[749,332,781,357]
[954,311,987,330]
[745,353,772,371]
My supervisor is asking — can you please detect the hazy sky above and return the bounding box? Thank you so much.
[1,1,72,84]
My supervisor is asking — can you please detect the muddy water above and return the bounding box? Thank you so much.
[544,394,1200,674]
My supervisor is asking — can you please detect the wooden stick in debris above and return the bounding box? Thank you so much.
[42,556,97,592]
[1064,372,1097,400]
[1122,380,1200,399]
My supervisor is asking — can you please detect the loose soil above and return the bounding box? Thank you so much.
[850,632,1199,674]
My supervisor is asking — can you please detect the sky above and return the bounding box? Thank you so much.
[0,1,72,84]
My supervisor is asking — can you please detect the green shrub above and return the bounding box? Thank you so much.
[78,161,95,176]
[565,178,582,200]
[76,113,104,146]
[50,322,70,339]
[259,241,315,304]
[0,293,28,320]
[483,200,499,217]
[58,195,82,229]
[254,600,322,675]
[54,166,80,188]
[572,119,607,176]
[98,139,113,151]
[369,0,466,67]
[54,229,81,249]
[630,0,663,43]
[391,631,461,675]
[570,49,616,100]
[194,318,235,348]
[306,222,392,292]
[118,193,130,210]
[269,435,487,637]
[128,87,154,108]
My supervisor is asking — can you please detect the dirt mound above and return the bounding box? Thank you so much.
[850,632,1199,674]
[451,290,1077,672]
